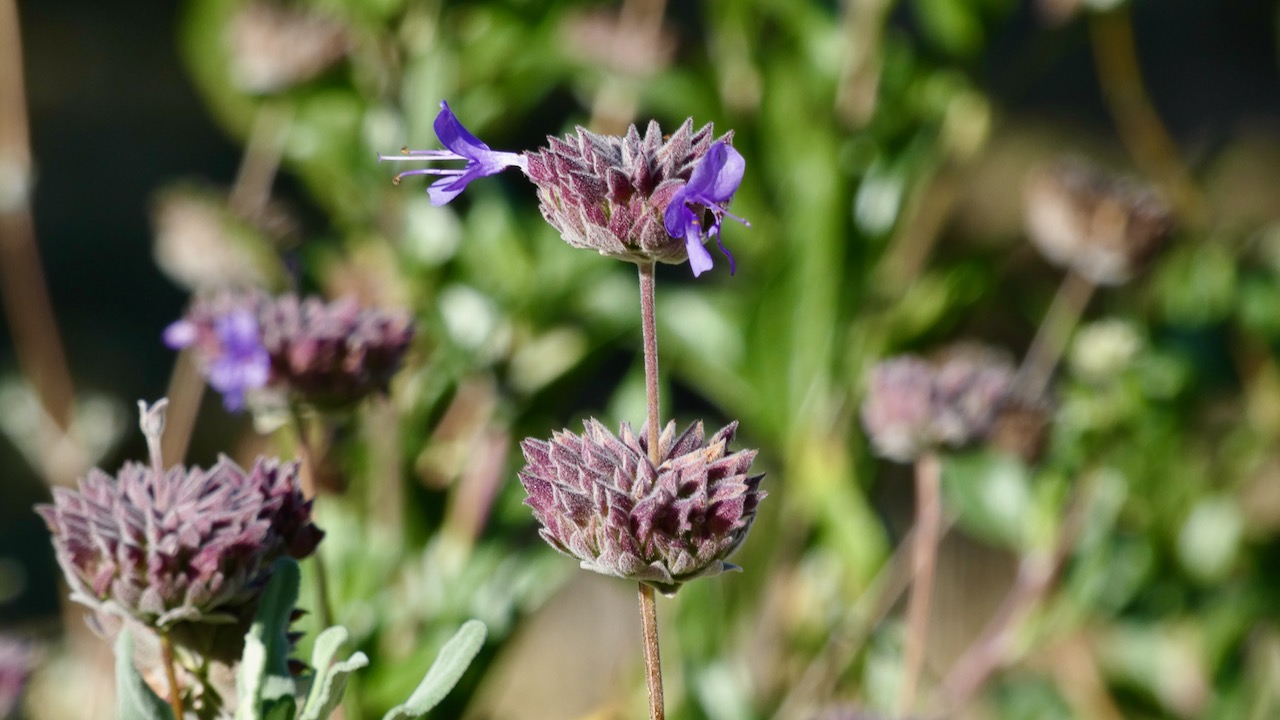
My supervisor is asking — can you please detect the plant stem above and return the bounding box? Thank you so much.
[290,406,334,630]
[898,452,941,716]
[1015,270,1095,402]
[1088,6,1203,223]
[637,260,665,720]
[159,630,185,719]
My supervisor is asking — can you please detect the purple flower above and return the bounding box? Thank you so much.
[663,141,749,277]
[379,101,526,206]
[519,418,765,595]
[165,307,270,411]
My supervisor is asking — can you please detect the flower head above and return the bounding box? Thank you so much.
[663,141,749,276]
[518,419,765,596]
[1024,158,1173,286]
[379,101,526,206]
[35,400,322,656]
[165,306,269,411]
[384,102,750,276]
[166,291,413,411]
[861,346,1017,462]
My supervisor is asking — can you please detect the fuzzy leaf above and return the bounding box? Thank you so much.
[380,620,487,720]
[299,626,370,720]
[115,631,177,720]
[237,558,302,720]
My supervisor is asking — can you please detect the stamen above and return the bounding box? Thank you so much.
[713,229,737,275]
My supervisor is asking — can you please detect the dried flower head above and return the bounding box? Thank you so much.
[165,291,413,410]
[861,346,1017,462]
[519,419,765,595]
[226,1,349,94]
[35,400,322,648]
[1024,158,1174,286]
[382,101,749,276]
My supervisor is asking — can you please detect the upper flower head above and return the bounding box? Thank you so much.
[35,400,322,656]
[167,291,414,412]
[165,306,269,411]
[379,101,526,206]
[662,141,749,276]
[518,418,765,596]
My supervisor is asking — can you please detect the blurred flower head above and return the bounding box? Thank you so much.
[519,419,765,595]
[165,291,414,411]
[0,637,34,720]
[35,400,322,649]
[861,345,1017,462]
[226,0,349,94]
[384,103,749,276]
[1024,158,1174,285]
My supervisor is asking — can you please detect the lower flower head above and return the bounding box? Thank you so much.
[35,402,323,652]
[518,418,765,596]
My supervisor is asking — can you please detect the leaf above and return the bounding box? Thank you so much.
[237,558,302,720]
[298,626,370,720]
[115,631,177,720]
[940,450,1033,550]
[380,620,487,720]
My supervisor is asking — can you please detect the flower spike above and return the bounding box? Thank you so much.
[663,141,750,277]
[378,101,526,206]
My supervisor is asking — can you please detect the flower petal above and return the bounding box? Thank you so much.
[433,100,493,158]
[685,234,714,277]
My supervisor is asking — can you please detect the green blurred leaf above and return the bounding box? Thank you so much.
[380,620,487,720]
[237,558,302,720]
[941,450,1033,549]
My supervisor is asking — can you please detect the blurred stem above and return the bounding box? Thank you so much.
[936,473,1096,714]
[637,260,665,720]
[899,452,941,716]
[160,349,204,467]
[588,0,667,134]
[290,406,334,630]
[0,0,80,483]
[1089,7,1204,223]
[1015,270,1095,401]
[159,630,185,720]
[228,100,292,219]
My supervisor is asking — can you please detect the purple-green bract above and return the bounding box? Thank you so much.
[36,456,322,634]
[519,419,765,596]
[167,292,413,410]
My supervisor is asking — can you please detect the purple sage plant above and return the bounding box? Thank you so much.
[35,400,323,660]
[166,291,413,411]
[381,101,748,277]
[518,419,764,596]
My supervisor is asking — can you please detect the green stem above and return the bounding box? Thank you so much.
[290,406,334,630]
[637,261,665,720]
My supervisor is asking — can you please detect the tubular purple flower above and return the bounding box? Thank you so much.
[379,101,526,206]
[662,141,749,277]
[165,308,269,411]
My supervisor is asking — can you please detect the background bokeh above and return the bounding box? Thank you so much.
[6,0,1280,718]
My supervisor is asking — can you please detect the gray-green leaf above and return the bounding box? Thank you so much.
[115,630,176,720]
[299,626,370,720]
[380,620,487,720]
[237,558,302,720]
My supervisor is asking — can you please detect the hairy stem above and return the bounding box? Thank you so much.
[159,630,185,719]
[899,452,941,715]
[637,260,665,720]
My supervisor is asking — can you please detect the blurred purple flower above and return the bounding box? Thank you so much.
[663,141,749,276]
[0,637,33,720]
[165,308,269,411]
[519,419,765,595]
[167,292,412,411]
[861,346,1017,462]
[379,100,526,206]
